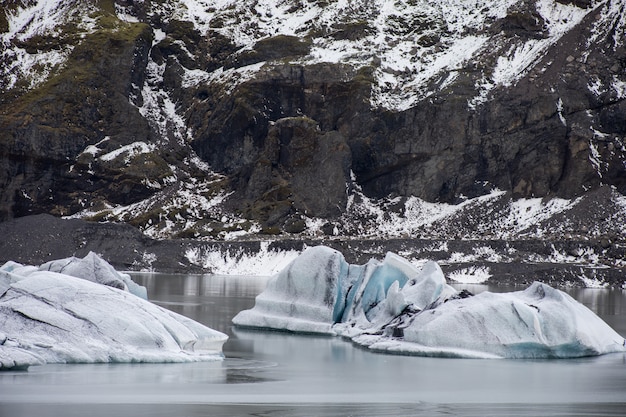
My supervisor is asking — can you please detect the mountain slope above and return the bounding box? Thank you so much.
[0,0,625,242]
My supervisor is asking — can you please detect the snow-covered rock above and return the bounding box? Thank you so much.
[0,254,227,370]
[2,1,626,242]
[233,246,626,359]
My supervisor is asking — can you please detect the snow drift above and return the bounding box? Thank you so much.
[233,246,626,359]
[0,253,227,370]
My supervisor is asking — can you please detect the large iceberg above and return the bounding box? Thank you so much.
[233,246,626,359]
[0,253,227,370]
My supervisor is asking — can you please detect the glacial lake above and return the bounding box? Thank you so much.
[1,273,625,417]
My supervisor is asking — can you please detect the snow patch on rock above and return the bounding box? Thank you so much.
[0,1,97,90]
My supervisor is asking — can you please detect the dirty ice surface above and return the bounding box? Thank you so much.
[0,252,227,370]
[233,246,626,359]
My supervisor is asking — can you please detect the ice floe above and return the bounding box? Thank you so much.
[0,253,227,370]
[233,246,626,359]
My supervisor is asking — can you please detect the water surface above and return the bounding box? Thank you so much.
[1,273,625,417]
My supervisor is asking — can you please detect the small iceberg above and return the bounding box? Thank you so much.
[233,246,626,359]
[0,252,227,370]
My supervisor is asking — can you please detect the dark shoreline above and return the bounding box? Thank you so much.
[1,214,624,288]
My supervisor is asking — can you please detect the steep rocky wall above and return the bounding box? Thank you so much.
[0,14,156,219]
[0,0,624,239]
[188,2,626,224]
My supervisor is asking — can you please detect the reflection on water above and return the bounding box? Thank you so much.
[1,272,625,417]
[136,273,268,339]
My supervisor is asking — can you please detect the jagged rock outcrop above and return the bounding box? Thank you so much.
[189,63,364,225]
[0,8,160,218]
[187,0,626,209]
[0,0,625,240]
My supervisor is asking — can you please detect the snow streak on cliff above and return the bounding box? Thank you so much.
[3,0,625,110]
[1,1,97,90]
[141,0,626,110]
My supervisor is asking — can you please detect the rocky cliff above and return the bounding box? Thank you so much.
[1,0,625,242]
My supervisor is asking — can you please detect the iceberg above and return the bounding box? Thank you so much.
[233,246,626,359]
[38,251,148,299]
[231,246,344,334]
[0,253,227,370]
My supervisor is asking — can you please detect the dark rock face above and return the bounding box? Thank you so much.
[190,64,363,224]
[0,17,156,219]
[0,0,625,237]
[184,2,626,223]
[242,117,352,221]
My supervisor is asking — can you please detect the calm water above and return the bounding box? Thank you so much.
[1,273,625,417]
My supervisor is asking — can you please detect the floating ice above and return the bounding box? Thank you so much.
[232,246,344,334]
[233,246,626,359]
[0,253,227,370]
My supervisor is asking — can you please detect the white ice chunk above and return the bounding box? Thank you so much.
[381,282,626,358]
[0,256,227,370]
[232,246,348,334]
[39,252,147,299]
[359,252,417,320]
[233,246,626,359]
[232,246,440,334]
[400,261,456,310]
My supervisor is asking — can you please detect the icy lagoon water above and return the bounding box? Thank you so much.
[1,273,625,417]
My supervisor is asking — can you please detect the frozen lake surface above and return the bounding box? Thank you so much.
[1,273,625,417]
